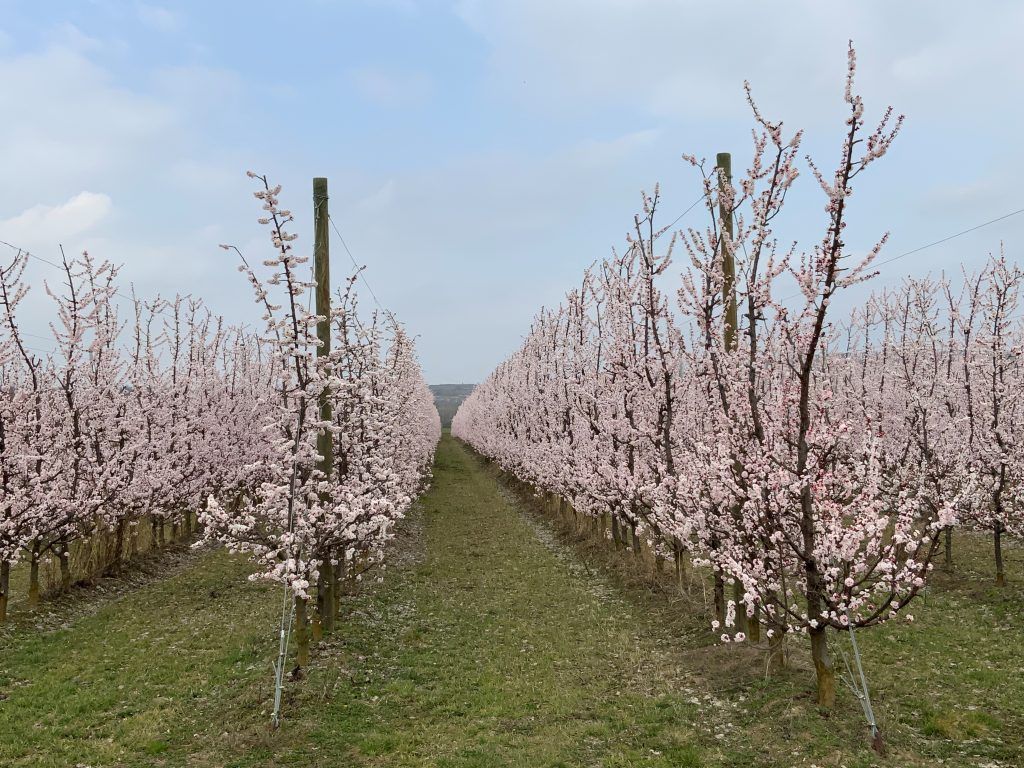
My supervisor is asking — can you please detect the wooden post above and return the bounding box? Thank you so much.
[716,152,746,636]
[717,152,738,349]
[313,176,336,635]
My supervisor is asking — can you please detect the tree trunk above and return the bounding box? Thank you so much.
[733,580,749,636]
[343,554,356,596]
[28,540,41,609]
[630,523,642,558]
[359,550,370,583]
[995,522,1006,586]
[58,542,72,592]
[713,572,725,627]
[332,559,343,618]
[767,625,787,674]
[0,560,9,623]
[944,525,953,569]
[810,626,836,709]
[871,729,886,755]
[674,542,689,593]
[312,569,325,643]
[324,554,336,633]
[110,518,126,574]
[748,604,761,643]
[295,596,310,669]
[611,515,624,550]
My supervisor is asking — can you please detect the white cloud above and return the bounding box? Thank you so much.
[0,46,174,209]
[137,4,180,32]
[349,67,433,107]
[455,0,1024,127]
[356,180,398,215]
[153,65,240,103]
[46,22,104,53]
[571,128,662,168]
[0,31,256,336]
[0,191,113,243]
[167,160,238,192]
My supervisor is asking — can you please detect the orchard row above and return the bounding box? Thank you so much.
[0,173,441,655]
[453,46,1019,719]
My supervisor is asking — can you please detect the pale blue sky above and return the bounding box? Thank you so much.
[1,1,1022,382]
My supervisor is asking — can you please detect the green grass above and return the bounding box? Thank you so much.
[0,546,281,767]
[1,433,1022,767]
[265,433,707,767]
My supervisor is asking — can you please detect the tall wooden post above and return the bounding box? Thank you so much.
[313,176,336,636]
[717,152,738,347]
[717,152,750,638]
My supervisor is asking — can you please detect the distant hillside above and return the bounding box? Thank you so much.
[430,383,475,428]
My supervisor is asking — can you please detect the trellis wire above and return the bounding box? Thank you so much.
[834,619,879,743]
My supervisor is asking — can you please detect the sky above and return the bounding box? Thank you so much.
[1,0,1022,383]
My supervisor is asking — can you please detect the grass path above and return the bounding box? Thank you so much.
[2,433,1023,767]
[273,433,708,767]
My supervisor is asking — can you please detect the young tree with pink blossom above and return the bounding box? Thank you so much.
[201,173,439,684]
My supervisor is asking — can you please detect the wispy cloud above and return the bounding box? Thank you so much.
[349,67,433,108]
[0,191,113,243]
[136,4,181,32]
